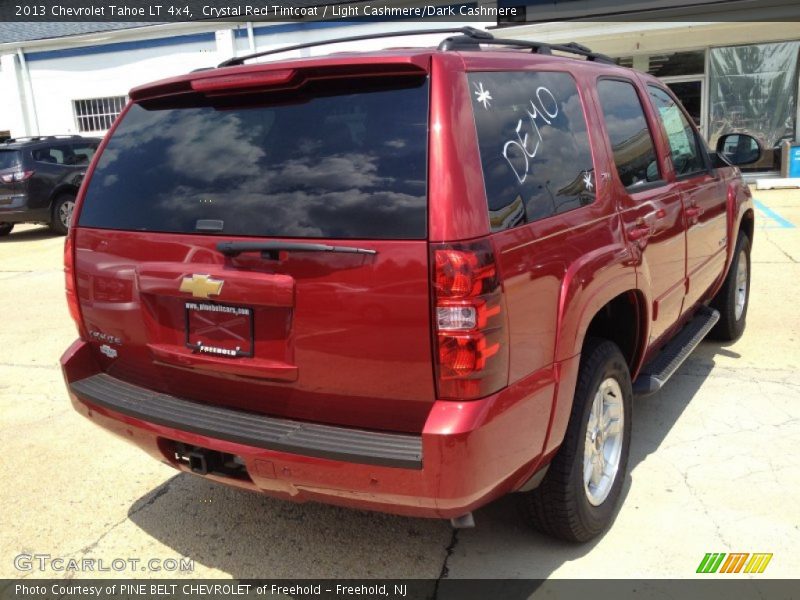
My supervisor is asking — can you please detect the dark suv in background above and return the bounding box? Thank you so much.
[0,135,100,236]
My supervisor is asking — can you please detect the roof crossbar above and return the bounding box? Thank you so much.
[217,26,614,68]
[218,26,492,67]
[437,34,615,63]
[2,135,83,144]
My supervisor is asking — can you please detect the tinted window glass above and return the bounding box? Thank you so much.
[0,150,20,170]
[597,79,660,189]
[79,80,429,239]
[468,71,596,231]
[69,143,97,165]
[32,145,71,165]
[648,86,706,176]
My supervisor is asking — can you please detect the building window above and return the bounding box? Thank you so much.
[616,50,706,77]
[709,41,800,172]
[72,96,127,132]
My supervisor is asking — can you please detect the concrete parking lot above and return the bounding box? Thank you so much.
[1,188,798,580]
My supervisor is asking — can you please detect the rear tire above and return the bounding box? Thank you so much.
[50,194,76,235]
[518,338,632,542]
[709,233,751,342]
[0,223,13,237]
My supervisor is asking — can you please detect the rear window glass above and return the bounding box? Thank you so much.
[79,80,429,239]
[0,151,20,170]
[468,71,596,232]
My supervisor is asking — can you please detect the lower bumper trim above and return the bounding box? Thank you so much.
[70,373,423,469]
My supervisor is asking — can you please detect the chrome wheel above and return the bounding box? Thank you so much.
[59,199,75,229]
[734,249,748,321]
[584,377,624,506]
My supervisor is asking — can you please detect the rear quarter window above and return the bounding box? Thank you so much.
[0,150,20,170]
[69,143,98,165]
[468,71,596,232]
[78,79,429,240]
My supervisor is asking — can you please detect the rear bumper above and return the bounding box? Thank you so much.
[61,339,558,519]
[0,193,48,223]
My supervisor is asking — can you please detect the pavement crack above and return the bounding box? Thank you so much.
[77,476,176,557]
[432,528,459,599]
[681,468,731,549]
[0,362,59,370]
[762,229,798,263]
[128,476,178,518]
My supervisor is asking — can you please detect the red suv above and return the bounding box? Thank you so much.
[61,28,758,541]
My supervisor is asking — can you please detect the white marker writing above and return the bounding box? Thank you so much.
[502,87,559,184]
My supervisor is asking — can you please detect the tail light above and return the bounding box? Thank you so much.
[432,240,509,399]
[64,231,85,337]
[0,170,34,183]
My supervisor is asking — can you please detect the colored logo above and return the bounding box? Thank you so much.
[697,552,772,574]
[179,274,224,299]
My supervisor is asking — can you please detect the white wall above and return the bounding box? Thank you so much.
[0,53,27,137]
[25,35,217,136]
[3,21,490,137]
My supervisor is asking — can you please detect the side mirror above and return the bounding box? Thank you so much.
[715,133,762,166]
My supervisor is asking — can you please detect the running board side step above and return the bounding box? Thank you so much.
[632,306,719,396]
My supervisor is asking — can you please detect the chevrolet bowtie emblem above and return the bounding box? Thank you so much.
[179,274,224,299]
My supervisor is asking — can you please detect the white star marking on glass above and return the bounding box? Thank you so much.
[473,82,493,110]
[583,171,594,191]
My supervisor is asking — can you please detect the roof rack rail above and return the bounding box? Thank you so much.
[218,26,492,67]
[437,33,615,64]
[3,136,42,143]
[216,26,613,68]
[2,134,85,144]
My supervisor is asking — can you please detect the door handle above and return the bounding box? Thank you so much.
[685,206,703,218]
[627,224,651,241]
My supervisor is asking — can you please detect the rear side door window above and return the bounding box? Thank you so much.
[468,71,596,232]
[647,85,707,177]
[32,145,73,166]
[596,79,661,190]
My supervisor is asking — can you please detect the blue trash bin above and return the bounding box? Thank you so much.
[789,144,800,178]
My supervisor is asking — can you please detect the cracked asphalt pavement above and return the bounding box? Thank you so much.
[1,188,798,580]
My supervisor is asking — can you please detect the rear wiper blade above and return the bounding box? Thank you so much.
[217,240,378,259]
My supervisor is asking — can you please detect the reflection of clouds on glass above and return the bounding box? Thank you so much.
[80,82,429,239]
[155,174,424,238]
[602,112,647,148]
[272,153,385,191]
[165,112,265,183]
[148,145,426,237]
[468,71,595,228]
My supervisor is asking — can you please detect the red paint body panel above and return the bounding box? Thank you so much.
[62,47,753,520]
[73,228,436,433]
[62,338,554,518]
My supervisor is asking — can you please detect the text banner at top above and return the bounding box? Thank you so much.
[1,0,800,23]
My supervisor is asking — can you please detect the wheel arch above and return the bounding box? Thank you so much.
[739,207,754,242]
[544,261,647,460]
[48,184,79,213]
[582,289,648,377]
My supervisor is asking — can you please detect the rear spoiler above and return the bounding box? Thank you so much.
[129,57,430,102]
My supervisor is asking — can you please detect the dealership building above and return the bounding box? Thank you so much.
[1,1,798,174]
